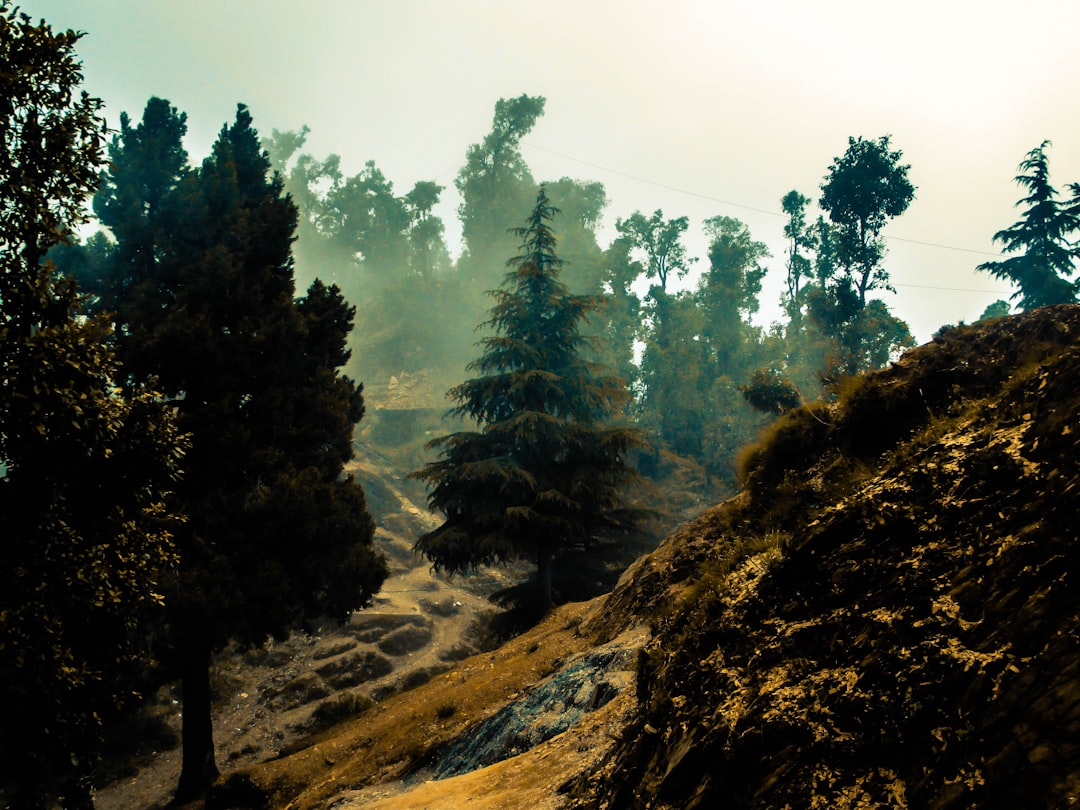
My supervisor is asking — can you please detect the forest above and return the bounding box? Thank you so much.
[5,3,1080,807]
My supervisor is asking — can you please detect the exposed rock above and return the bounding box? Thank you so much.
[433,638,640,779]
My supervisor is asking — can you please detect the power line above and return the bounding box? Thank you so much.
[894,282,1012,294]
[523,140,1003,259]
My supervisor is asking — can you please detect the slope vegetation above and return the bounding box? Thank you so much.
[570,304,1080,808]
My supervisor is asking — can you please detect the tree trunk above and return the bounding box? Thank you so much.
[536,547,554,611]
[175,645,219,802]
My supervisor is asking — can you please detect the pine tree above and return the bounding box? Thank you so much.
[84,103,387,800]
[0,6,184,805]
[977,140,1080,310]
[412,188,645,607]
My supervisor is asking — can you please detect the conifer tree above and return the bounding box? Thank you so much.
[978,140,1080,310]
[412,188,645,607]
[0,7,184,805]
[82,103,387,800]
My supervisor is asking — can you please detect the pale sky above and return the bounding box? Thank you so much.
[20,0,1080,342]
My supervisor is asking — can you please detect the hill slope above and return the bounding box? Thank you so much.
[217,305,1080,808]
[569,304,1080,808]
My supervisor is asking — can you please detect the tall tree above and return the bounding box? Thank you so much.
[977,140,1080,310]
[780,189,815,322]
[615,209,692,293]
[404,179,452,278]
[545,177,608,295]
[695,216,770,481]
[261,125,346,291]
[456,94,545,289]
[0,7,184,806]
[90,97,189,319]
[90,104,388,800]
[638,289,709,458]
[698,215,769,373]
[325,159,411,288]
[819,135,915,306]
[412,188,645,607]
[598,234,644,399]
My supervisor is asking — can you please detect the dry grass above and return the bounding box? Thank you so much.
[225,600,601,809]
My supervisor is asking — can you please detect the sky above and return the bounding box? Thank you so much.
[20,0,1080,343]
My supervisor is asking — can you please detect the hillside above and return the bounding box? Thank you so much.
[102,305,1080,808]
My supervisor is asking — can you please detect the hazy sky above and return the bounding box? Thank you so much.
[20,0,1080,342]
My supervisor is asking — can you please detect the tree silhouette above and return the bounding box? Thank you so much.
[0,8,184,805]
[819,135,915,306]
[977,140,1080,310]
[78,102,388,801]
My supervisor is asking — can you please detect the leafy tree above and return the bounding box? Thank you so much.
[404,179,452,278]
[262,128,462,383]
[977,141,1080,309]
[615,209,692,293]
[412,188,646,608]
[456,94,545,289]
[695,216,771,481]
[261,125,347,291]
[819,135,915,306]
[780,190,815,322]
[597,234,644,398]
[325,159,411,287]
[545,177,608,295]
[638,289,709,458]
[88,103,388,800]
[698,215,769,373]
[0,7,184,806]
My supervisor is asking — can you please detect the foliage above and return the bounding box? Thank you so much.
[0,6,184,805]
[977,140,1080,310]
[819,135,915,306]
[455,94,545,289]
[412,188,646,607]
[262,126,462,385]
[77,101,388,799]
[544,177,608,295]
[635,216,772,483]
[614,209,692,292]
[780,189,815,322]
[742,368,803,415]
[596,235,643,398]
[978,299,1012,321]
